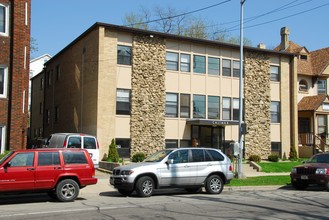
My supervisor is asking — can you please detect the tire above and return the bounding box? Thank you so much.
[326,182,329,192]
[118,189,134,196]
[56,179,80,202]
[185,187,202,193]
[135,176,154,197]
[292,180,308,190]
[205,175,224,194]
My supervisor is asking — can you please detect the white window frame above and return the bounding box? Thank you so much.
[0,4,9,36]
[0,125,6,154]
[0,66,8,98]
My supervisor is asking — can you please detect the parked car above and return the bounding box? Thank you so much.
[0,148,97,202]
[290,152,329,191]
[45,133,100,167]
[110,147,234,197]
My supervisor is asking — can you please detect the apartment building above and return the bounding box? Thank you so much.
[0,0,30,153]
[30,23,297,160]
[276,27,329,156]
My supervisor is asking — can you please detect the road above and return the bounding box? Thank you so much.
[0,172,328,220]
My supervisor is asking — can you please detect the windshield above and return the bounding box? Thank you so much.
[308,154,329,163]
[0,151,14,165]
[144,149,173,162]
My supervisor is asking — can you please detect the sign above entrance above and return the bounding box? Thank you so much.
[186,119,239,126]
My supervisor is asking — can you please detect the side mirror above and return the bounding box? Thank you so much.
[166,159,174,164]
[4,162,11,168]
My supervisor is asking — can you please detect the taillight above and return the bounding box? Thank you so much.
[92,168,95,177]
[229,165,233,171]
[63,139,67,147]
[96,140,99,149]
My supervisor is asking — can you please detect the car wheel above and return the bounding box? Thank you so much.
[292,180,308,190]
[205,175,224,194]
[325,182,329,192]
[135,176,154,197]
[56,179,80,202]
[185,187,202,193]
[118,189,134,196]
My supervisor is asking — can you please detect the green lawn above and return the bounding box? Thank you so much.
[227,175,291,186]
[257,161,302,173]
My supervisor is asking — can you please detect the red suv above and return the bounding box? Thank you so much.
[0,148,97,202]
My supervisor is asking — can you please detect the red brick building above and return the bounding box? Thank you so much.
[0,0,30,153]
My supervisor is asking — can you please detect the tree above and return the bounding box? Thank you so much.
[122,5,252,46]
[108,139,119,162]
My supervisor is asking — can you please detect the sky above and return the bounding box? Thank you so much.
[31,0,329,58]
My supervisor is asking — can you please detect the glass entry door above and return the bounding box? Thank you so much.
[191,126,224,150]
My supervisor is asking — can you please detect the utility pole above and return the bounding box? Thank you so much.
[238,0,245,179]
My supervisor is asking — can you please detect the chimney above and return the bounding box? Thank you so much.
[257,43,266,49]
[280,27,290,51]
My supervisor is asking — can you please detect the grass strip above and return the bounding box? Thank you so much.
[227,175,291,186]
[258,161,301,173]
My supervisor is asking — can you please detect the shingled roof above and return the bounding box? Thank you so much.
[298,94,328,111]
[274,42,329,76]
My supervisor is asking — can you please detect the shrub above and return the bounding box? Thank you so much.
[289,145,298,161]
[268,154,279,162]
[108,139,119,162]
[282,152,287,161]
[131,152,146,162]
[248,154,261,163]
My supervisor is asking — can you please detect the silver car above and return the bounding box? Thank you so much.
[110,148,234,197]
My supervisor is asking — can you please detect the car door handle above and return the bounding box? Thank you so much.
[54,167,62,170]
[184,165,190,168]
[27,168,35,171]
[207,163,213,166]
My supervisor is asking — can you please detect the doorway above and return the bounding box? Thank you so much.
[191,125,224,150]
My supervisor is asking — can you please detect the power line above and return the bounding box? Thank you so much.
[127,0,232,27]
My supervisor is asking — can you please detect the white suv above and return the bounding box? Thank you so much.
[110,148,234,197]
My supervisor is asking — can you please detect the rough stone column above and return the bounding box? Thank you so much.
[130,35,166,156]
[244,52,271,159]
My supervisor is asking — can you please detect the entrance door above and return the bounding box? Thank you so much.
[192,126,224,150]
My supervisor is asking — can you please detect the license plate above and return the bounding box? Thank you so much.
[301,175,308,180]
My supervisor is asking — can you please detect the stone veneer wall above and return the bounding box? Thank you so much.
[130,35,166,156]
[244,51,271,159]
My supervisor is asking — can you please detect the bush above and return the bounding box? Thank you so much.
[131,152,146,162]
[108,139,119,162]
[289,145,298,161]
[282,152,287,161]
[268,154,279,162]
[248,154,261,163]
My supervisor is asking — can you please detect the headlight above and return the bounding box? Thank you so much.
[291,168,297,174]
[315,168,327,175]
[121,170,134,175]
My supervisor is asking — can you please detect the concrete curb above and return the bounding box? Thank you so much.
[225,185,291,191]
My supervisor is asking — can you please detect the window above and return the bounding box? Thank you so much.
[10,153,34,167]
[193,95,205,118]
[180,54,190,72]
[0,66,8,98]
[117,45,132,65]
[271,142,281,153]
[180,140,190,147]
[0,4,8,35]
[299,79,308,92]
[222,59,231,76]
[206,149,224,161]
[193,55,206,74]
[300,55,308,60]
[180,94,190,118]
[208,57,220,75]
[168,149,188,163]
[318,80,327,94]
[166,93,178,117]
[222,97,231,120]
[270,65,280,81]
[271,101,280,123]
[47,70,52,87]
[84,137,97,149]
[233,98,240,120]
[208,96,220,119]
[46,109,50,125]
[63,152,87,164]
[0,126,5,154]
[191,149,204,162]
[67,137,81,148]
[116,139,130,158]
[166,52,178,71]
[38,152,60,166]
[165,140,178,148]
[40,77,44,90]
[39,102,43,114]
[116,89,131,115]
[318,115,327,136]
[54,106,59,122]
[233,60,240,77]
[55,65,60,81]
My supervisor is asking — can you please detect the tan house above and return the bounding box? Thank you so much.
[275,27,329,157]
[31,23,297,160]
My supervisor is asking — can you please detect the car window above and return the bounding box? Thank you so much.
[9,153,34,167]
[84,137,96,149]
[67,137,81,148]
[144,150,173,162]
[191,149,204,162]
[206,150,224,161]
[168,149,189,164]
[310,154,329,163]
[63,152,87,164]
[38,152,60,166]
